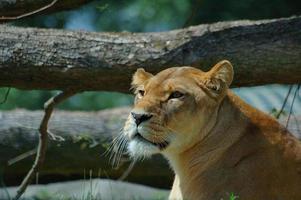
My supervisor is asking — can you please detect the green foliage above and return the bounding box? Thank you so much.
[0,88,53,110]
[270,107,287,119]
[0,88,133,111]
[13,0,301,31]
[93,0,191,31]
[188,0,301,25]
[57,91,133,111]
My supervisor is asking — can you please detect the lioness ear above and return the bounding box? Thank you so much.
[205,60,234,91]
[131,68,153,89]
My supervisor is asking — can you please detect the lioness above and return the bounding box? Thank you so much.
[123,60,301,200]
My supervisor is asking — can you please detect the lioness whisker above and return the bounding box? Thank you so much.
[109,133,124,166]
[111,134,128,168]
[104,133,123,156]
[115,137,127,167]
[104,133,123,157]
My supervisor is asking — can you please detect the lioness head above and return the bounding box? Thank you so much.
[123,60,233,158]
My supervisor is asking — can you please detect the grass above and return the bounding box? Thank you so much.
[13,177,167,200]
[229,192,239,200]
[28,190,238,200]
[1,170,237,200]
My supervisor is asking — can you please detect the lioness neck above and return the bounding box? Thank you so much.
[164,91,248,197]
[165,90,299,199]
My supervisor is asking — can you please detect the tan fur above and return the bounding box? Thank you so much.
[124,60,301,200]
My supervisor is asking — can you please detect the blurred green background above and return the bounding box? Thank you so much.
[1,0,301,111]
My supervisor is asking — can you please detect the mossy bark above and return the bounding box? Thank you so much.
[0,108,173,188]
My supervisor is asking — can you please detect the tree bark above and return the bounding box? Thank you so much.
[0,16,301,92]
[0,0,94,21]
[0,108,173,188]
[1,108,300,187]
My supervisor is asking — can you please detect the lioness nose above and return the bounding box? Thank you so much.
[131,112,153,126]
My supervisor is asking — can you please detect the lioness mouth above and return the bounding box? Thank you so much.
[135,133,169,150]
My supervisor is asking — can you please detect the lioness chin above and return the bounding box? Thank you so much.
[122,60,301,200]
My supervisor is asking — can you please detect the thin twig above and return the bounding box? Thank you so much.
[275,85,293,119]
[0,176,11,200]
[0,88,11,105]
[48,130,65,141]
[14,123,37,130]
[286,84,300,129]
[8,149,37,166]
[0,0,58,22]
[13,123,66,141]
[292,114,301,135]
[36,172,39,185]
[13,90,76,200]
[118,160,136,181]
[182,0,202,28]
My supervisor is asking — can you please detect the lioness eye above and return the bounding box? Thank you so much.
[169,91,184,99]
[138,90,145,96]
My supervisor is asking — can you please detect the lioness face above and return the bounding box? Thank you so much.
[124,60,233,158]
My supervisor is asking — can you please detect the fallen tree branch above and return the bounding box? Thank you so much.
[0,16,301,92]
[13,90,76,200]
[0,108,174,189]
[0,0,94,22]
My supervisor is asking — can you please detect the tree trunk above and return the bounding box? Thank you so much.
[1,16,301,92]
[0,0,94,21]
[1,108,300,188]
